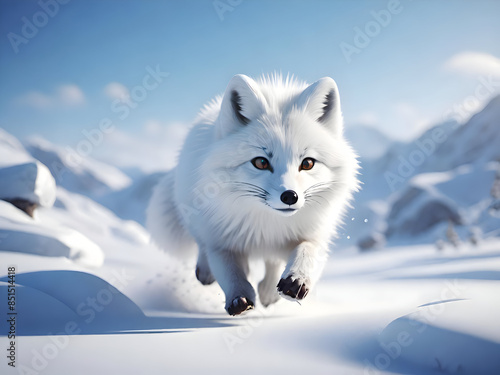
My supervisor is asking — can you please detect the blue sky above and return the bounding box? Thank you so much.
[1,0,500,171]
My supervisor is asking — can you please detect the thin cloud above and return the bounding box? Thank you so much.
[57,84,86,106]
[352,111,379,126]
[443,51,500,77]
[103,82,131,104]
[15,91,53,109]
[14,84,86,109]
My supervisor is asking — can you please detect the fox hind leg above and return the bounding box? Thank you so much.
[258,261,282,307]
[195,246,215,285]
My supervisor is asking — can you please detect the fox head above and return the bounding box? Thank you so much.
[202,74,359,220]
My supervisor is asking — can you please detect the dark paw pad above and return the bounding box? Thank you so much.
[226,296,254,316]
[277,276,309,300]
[195,267,215,285]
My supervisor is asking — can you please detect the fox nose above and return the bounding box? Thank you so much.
[280,190,298,205]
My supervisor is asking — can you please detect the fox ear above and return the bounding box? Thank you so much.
[217,74,264,138]
[297,77,342,136]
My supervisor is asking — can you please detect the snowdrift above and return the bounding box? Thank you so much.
[0,200,104,267]
[380,298,500,374]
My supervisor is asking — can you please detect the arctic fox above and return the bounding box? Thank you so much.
[147,74,359,315]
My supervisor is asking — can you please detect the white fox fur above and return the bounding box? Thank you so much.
[147,74,359,315]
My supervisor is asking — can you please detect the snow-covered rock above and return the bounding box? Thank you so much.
[0,128,56,211]
[386,164,500,243]
[0,161,56,208]
[386,185,462,238]
[357,232,386,251]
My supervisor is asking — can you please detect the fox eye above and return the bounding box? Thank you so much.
[251,157,271,171]
[300,158,315,171]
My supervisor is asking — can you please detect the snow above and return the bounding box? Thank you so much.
[1,95,500,374]
[0,128,33,165]
[0,200,103,268]
[0,270,144,335]
[341,95,500,249]
[384,162,500,245]
[0,130,56,207]
[25,136,132,199]
[379,298,500,374]
[0,161,56,207]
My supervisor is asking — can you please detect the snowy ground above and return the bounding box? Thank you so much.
[2,224,499,374]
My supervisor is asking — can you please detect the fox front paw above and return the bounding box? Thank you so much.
[277,276,309,301]
[226,296,254,316]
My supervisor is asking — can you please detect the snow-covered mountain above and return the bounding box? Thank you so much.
[344,124,394,160]
[420,95,500,172]
[356,120,458,201]
[343,95,500,250]
[25,137,132,200]
[366,95,500,197]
